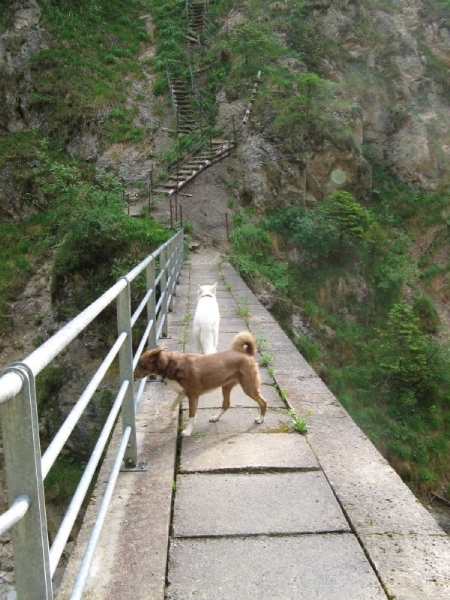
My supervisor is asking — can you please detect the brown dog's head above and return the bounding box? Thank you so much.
[134,348,167,379]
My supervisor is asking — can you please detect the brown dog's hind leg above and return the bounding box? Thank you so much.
[209,383,235,423]
[252,392,267,424]
[241,381,267,424]
[181,395,199,437]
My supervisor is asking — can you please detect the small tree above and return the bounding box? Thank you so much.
[377,302,435,409]
[325,190,372,247]
[231,23,280,77]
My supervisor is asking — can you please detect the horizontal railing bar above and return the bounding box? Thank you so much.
[0,231,183,406]
[0,495,30,536]
[123,234,176,284]
[41,332,128,479]
[155,269,164,288]
[133,319,154,371]
[131,287,154,328]
[49,379,129,575]
[156,314,166,341]
[155,290,165,315]
[0,279,128,406]
[134,377,147,411]
[123,253,156,284]
[0,229,184,598]
[69,425,132,600]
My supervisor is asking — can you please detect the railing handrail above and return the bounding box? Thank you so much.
[0,229,184,599]
[0,235,176,406]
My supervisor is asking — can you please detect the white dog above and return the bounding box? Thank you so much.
[192,283,220,354]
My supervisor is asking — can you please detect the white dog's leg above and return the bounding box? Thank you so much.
[254,412,265,424]
[170,393,184,412]
[181,417,196,437]
[209,409,225,423]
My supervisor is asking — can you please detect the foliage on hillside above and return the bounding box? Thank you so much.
[0,0,171,329]
[228,159,450,498]
[1,0,450,504]
[198,0,450,499]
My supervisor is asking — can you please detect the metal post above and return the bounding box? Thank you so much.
[226,212,229,241]
[160,247,169,338]
[117,281,138,468]
[170,197,173,229]
[0,364,52,599]
[146,258,157,350]
[167,238,175,313]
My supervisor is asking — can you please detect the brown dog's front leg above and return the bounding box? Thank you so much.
[181,395,199,437]
[170,393,185,412]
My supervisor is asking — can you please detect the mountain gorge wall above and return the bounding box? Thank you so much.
[234,0,450,211]
[1,1,450,219]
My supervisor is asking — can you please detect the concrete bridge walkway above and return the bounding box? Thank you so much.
[58,248,450,600]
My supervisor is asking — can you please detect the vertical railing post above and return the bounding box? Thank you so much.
[160,247,169,338]
[177,230,184,282]
[0,364,52,600]
[117,280,138,468]
[167,237,176,313]
[146,258,157,350]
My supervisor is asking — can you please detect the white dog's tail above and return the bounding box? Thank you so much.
[231,331,257,356]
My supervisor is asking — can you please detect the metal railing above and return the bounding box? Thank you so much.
[0,230,184,599]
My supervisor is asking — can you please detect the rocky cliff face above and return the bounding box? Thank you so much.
[0,0,45,133]
[314,0,450,190]
[1,1,450,218]
[210,0,450,212]
[0,0,47,222]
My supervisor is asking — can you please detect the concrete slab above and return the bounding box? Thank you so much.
[173,471,350,537]
[179,432,319,472]
[181,382,285,409]
[305,415,445,536]
[364,532,450,600]
[166,534,386,600]
[57,384,178,600]
[215,318,249,330]
[180,407,293,435]
[58,250,450,600]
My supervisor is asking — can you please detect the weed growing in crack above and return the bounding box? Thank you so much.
[288,409,308,434]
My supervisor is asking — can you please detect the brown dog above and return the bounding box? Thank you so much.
[134,331,268,436]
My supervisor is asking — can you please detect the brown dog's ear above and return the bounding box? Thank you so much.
[134,347,164,379]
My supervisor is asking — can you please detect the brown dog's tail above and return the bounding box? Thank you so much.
[231,331,257,356]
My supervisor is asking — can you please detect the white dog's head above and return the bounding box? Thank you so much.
[198,283,217,299]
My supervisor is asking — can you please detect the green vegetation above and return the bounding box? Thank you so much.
[228,166,450,499]
[45,456,85,505]
[30,0,151,143]
[0,1,171,328]
[288,409,308,435]
[1,0,450,511]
